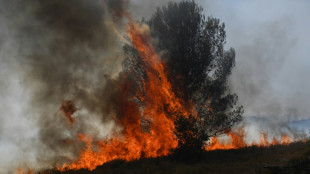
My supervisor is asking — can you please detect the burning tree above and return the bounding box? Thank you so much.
[123,1,243,156]
[54,1,244,170]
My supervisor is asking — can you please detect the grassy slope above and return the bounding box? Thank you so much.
[47,140,310,174]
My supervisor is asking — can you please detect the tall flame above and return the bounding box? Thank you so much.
[59,20,191,171]
[57,20,301,172]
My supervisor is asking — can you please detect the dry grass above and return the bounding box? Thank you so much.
[46,140,310,174]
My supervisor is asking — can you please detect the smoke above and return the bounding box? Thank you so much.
[1,0,309,172]
[0,0,130,172]
[129,0,180,20]
[230,19,297,119]
[131,0,310,138]
[131,0,310,121]
[199,0,310,136]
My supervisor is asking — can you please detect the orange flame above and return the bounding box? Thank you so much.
[206,128,246,150]
[59,20,192,171]
[17,168,33,174]
[206,127,295,151]
[57,19,299,172]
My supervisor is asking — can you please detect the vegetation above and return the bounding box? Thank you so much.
[47,140,310,174]
[124,0,243,155]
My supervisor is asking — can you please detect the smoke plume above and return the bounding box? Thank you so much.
[0,0,309,173]
[0,0,129,172]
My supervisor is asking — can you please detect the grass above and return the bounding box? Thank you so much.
[45,140,310,174]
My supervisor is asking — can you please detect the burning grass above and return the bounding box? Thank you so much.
[205,127,297,151]
[55,15,304,173]
[44,140,310,174]
[4,1,309,174]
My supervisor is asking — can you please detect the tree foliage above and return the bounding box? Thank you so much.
[123,0,243,155]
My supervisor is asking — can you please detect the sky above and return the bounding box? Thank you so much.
[130,0,310,121]
[201,0,310,121]
[129,0,310,141]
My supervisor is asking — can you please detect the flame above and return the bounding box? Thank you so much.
[205,127,295,151]
[17,169,33,174]
[59,20,192,171]
[206,128,246,150]
[57,19,300,172]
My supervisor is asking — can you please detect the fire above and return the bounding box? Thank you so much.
[17,169,33,174]
[205,127,295,151]
[206,130,246,151]
[57,18,299,173]
[252,133,293,147]
[59,20,191,171]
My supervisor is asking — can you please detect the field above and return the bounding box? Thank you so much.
[45,140,310,174]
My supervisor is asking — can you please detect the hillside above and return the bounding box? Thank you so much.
[45,140,310,174]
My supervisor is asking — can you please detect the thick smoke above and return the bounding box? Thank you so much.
[0,0,129,172]
[1,0,309,172]
[129,0,181,20]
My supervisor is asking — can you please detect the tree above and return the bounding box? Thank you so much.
[124,0,243,155]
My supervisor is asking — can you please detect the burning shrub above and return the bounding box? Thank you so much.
[56,1,243,170]
[124,0,243,155]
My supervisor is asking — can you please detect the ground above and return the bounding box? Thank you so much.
[45,140,310,174]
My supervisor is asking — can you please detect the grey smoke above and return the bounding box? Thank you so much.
[0,0,129,172]
[0,0,310,173]
[131,0,310,136]
[199,0,310,136]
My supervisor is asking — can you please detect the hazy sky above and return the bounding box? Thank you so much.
[130,0,310,121]
[201,0,310,120]
[219,1,308,122]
